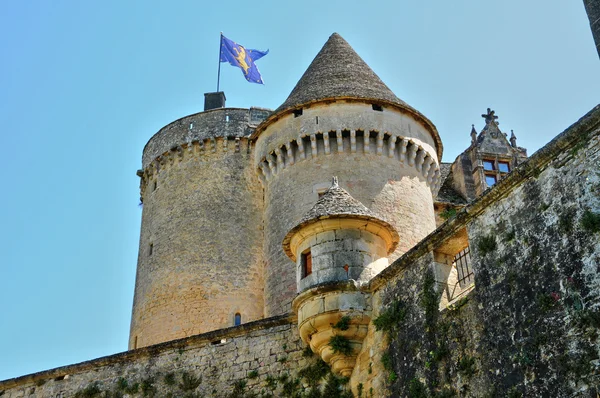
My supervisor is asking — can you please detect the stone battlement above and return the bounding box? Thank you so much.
[256,130,441,193]
[138,136,253,200]
[142,107,270,168]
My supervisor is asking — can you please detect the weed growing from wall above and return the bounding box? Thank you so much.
[581,210,600,233]
[440,208,457,220]
[373,300,407,333]
[328,335,352,356]
[333,316,351,331]
[477,235,497,256]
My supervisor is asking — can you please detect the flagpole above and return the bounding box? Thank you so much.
[217,32,223,92]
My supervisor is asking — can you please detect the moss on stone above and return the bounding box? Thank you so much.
[581,209,600,233]
[373,300,407,333]
[477,235,497,256]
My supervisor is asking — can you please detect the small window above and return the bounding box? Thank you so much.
[483,160,495,171]
[225,115,230,122]
[372,104,383,112]
[293,109,303,117]
[454,247,474,288]
[498,161,510,173]
[315,116,319,124]
[301,250,312,278]
[148,243,153,256]
[485,174,497,187]
[234,313,241,326]
[133,336,138,349]
[153,181,157,191]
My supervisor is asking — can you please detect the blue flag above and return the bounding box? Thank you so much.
[220,35,268,84]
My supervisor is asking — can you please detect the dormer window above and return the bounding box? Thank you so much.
[498,161,510,173]
[483,160,495,171]
[485,175,497,187]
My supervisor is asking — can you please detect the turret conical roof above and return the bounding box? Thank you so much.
[282,178,399,261]
[298,177,378,224]
[275,33,410,113]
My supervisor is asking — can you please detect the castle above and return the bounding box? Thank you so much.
[1,33,599,398]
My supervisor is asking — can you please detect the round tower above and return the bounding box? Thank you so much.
[285,177,399,376]
[252,33,443,317]
[129,102,269,349]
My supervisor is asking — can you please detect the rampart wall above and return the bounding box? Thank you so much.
[2,105,598,397]
[355,104,600,397]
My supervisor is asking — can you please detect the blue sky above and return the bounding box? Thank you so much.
[0,0,598,381]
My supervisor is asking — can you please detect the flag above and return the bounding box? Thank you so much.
[220,35,268,84]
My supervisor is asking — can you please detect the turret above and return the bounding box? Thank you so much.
[252,33,443,316]
[285,178,398,376]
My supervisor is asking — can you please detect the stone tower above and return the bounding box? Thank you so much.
[252,33,443,317]
[129,32,444,349]
[129,103,270,349]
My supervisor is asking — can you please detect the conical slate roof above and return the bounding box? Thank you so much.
[275,33,410,113]
[298,177,377,224]
[253,33,443,159]
[282,177,399,260]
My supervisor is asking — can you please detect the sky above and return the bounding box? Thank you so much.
[0,0,598,382]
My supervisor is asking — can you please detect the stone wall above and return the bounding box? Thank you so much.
[358,105,600,397]
[1,316,301,398]
[0,315,358,398]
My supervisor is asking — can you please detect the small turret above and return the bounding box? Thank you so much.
[510,130,517,148]
[285,177,398,376]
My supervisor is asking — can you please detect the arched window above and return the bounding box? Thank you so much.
[234,313,242,326]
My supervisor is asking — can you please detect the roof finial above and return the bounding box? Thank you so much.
[482,108,499,125]
[510,130,517,148]
[332,176,339,188]
[470,124,477,145]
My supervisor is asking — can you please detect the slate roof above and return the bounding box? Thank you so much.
[283,178,399,260]
[435,163,468,205]
[298,178,378,224]
[253,33,443,158]
[275,33,413,113]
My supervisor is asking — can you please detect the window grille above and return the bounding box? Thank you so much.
[445,246,475,303]
[454,246,473,288]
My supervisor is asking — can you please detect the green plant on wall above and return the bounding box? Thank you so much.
[74,383,102,398]
[408,378,427,398]
[179,371,201,392]
[581,209,600,233]
[328,335,352,356]
[477,235,497,256]
[333,316,351,331]
[373,299,407,333]
[440,207,457,220]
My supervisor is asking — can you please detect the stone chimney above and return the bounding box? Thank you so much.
[204,92,226,111]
